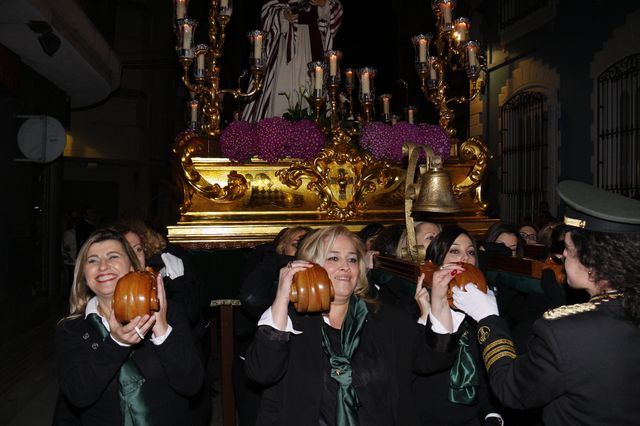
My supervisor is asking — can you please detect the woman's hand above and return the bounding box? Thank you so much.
[364,250,379,270]
[415,273,430,322]
[272,260,313,330]
[108,312,155,346]
[452,284,499,322]
[429,263,465,331]
[152,274,169,337]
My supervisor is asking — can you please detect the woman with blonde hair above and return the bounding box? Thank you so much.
[395,221,442,259]
[246,225,462,425]
[54,229,203,425]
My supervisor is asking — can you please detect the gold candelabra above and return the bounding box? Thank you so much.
[413,0,486,139]
[173,0,265,149]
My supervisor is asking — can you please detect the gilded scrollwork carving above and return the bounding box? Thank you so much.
[173,131,248,214]
[453,136,490,211]
[276,128,397,220]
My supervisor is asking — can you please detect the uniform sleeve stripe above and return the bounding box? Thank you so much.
[483,345,517,365]
[486,351,517,371]
[482,338,516,357]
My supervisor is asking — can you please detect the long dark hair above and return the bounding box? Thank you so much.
[425,226,478,267]
[570,228,640,326]
[484,221,524,257]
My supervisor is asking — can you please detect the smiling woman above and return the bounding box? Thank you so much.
[245,224,463,426]
[413,226,503,426]
[83,239,135,301]
[53,229,204,426]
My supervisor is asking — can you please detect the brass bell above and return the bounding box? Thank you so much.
[412,156,460,213]
[402,142,460,261]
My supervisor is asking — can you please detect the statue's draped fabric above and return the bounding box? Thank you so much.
[241,0,343,122]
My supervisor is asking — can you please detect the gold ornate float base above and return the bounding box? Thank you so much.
[168,130,497,248]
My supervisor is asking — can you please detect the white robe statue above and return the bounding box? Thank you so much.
[241,0,343,122]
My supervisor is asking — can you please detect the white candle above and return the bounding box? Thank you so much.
[418,39,427,63]
[382,97,390,114]
[345,70,354,86]
[182,25,192,50]
[254,34,262,59]
[190,103,198,123]
[220,0,228,8]
[456,23,469,42]
[408,109,414,124]
[176,0,186,19]
[329,54,337,76]
[429,60,437,80]
[197,52,205,73]
[441,4,452,25]
[468,48,478,67]
[314,66,323,91]
[361,72,370,95]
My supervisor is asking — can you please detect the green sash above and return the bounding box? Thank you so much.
[321,295,369,426]
[448,329,479,405]
[86,313,152,426]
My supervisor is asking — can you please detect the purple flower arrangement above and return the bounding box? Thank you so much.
[219,120,256,163]
[220,118,325,163]
[220,118,450,164]
[360,122,451,162]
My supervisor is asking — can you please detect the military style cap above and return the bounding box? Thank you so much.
[557,180,640,234]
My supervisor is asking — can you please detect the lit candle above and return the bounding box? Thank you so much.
[220,0,228,8]
[176,0,186,19]
[408,108,415,124]
[429,59,437,80]
[419,38,427,63]
[361,72,370,95]
[454,18,469,42]
[329,54,337,76]
[182,24,192,50]
[345,69,354,87]
[314,65,324,91]
[382,97,390,114]
[254,34,263,59]
[190,102,198,123]
[440,2,452,25]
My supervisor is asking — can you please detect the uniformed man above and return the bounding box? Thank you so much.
[452,180,640,426]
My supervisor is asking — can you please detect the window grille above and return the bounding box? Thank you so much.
[500,91,548,223]
[596,53,640,198]
[499,0,548,29]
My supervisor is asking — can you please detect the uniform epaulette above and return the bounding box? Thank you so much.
[543,303,596,320]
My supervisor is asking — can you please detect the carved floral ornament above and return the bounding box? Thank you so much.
[454,137,491,211]
[173,130,249,214]
[276,128,398,220]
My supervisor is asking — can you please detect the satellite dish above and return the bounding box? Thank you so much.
[17,116,66,163]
